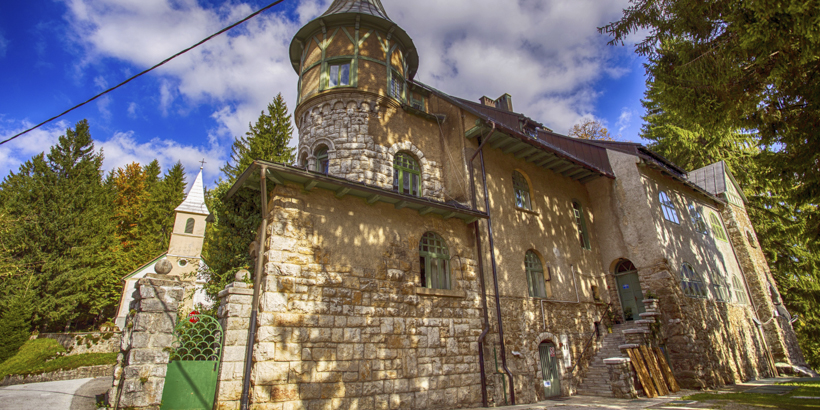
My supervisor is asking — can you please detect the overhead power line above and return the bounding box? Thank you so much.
[0,0,289,146]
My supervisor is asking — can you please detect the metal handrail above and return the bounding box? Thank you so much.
[568,302,612,377]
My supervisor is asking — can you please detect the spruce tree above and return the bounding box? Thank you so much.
[0,292,33,363]
[0,120,121,331]
[203,94,295,300]
[221,93,295,182]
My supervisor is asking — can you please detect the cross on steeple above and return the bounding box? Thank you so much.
[199,158,206,169]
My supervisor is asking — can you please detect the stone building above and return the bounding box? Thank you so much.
[215,0,810,408]
[114,166,213,329]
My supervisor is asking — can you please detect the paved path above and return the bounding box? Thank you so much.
[0,377,111,410]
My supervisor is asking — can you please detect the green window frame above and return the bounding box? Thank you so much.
[659,191,680,224]
[525,251,547,298]
[681,262,708,298]
[389,69,405,102]
[393,152,420,196]
[513,171,532,210]
[573,201,591,250]
[326,60,352,89]
[732,275,748,304]
[689,203,709,235]
[419,232,450,290]
[185,218,195,234]
[315,147,329,174]
[709,213,728,242]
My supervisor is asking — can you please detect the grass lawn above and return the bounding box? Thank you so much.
[0,338,117,380]
[683,380,820,409]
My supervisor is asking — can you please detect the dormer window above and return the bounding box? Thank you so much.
[327,61,351,88]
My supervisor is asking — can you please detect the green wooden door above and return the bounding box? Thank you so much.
[538,342,561,398]
[161,314,223,410]
[616,272,645,320]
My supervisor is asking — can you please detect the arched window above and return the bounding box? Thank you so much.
[659,191,680,224]
[709,213,728,242]
[393,152,420,196]
[315,147,329,174]
[615,259,637,273]
[572,201,591,249]
[732,275,748,304]
[689,204,708,235]
[513,171,532,210]
[185,218,195,234]
[680,263,707,298]
[525,251,547,298]
[711,271,730,302]
[419,232,450,289]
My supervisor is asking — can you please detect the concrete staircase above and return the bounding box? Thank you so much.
[575,322,640,397]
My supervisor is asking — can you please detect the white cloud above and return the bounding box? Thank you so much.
[97,131,224,185]
[127,102,138,118]
[0,119,223,187]
[616,107,633,136]
[57,0,637,163]
[0,120,68,178]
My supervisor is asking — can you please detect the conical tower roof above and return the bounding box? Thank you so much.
[289,0,418,80]
[175,168,209,216]
[320,0,392,21]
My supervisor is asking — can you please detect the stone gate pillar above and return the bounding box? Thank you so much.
[108,274,184,409]
[215,278,253,410]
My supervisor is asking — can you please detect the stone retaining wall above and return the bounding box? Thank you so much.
[38,332,120,355]
[0,365,113,387]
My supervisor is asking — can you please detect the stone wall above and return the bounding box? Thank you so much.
[215,282,253,410]
[38,332,120,355]
[721,201,805,367]
[107,275,183,410]
[246,184,483,409]
[295,92,446,202]
[0,365,114,387]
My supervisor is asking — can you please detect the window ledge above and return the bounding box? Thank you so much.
[515,207,539,216]
[415,287,465,298]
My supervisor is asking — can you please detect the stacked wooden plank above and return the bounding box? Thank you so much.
[620,344,679,398]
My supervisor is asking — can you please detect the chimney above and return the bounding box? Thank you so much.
[495,94,513,112]
[479,96,496,108]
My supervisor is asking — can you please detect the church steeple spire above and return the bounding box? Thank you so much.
[175,167,209,216]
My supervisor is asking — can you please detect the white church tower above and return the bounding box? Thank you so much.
[114,165,212,329]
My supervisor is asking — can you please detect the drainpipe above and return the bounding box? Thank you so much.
[469,122,516,404]
[468,124,496,407]
[241,164,269,410]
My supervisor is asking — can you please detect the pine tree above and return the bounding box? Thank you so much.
[221,93,295,182]
[0,292,33,363]
[204,94,295,300]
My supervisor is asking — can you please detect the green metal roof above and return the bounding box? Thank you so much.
[227,161,488,224]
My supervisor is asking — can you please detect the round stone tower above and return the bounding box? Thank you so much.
[289,0,444,200]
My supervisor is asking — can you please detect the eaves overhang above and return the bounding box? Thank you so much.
[640,160,725,205]
[227,161,488,224]
[411,81,614,184]
[463,120,614,184]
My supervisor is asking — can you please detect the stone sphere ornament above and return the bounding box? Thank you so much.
[235,269,251,282]
[155,259,173,275]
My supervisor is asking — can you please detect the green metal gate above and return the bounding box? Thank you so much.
[160,314,223,410]
[538,342,561,398]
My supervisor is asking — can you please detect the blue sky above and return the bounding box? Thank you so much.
[0,0,648,186]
